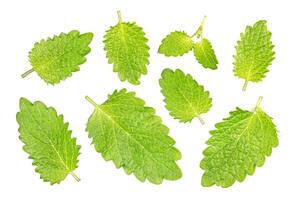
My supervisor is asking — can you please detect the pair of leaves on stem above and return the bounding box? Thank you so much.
[158,17,218,70]
[17,90,182,185]
[22,11,149,85]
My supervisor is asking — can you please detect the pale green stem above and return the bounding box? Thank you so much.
[255,96,263,109]
[197,116,205,125]
[21,68,34,78]
[117,10,122,23]
[69,171,80,182]
[191,15,207,38]
[85,96,97,107]
[242,80,248,91]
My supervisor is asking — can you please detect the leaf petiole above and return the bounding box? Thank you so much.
[242,80,249,91]
[197,115,205,125]
[117,10,122,23]
[85,96,98,107]
[191,16,207,38]
[70,171,80,182]
[255,96,263,109]
[21,68,34,78]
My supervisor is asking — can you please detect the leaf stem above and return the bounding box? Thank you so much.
[117,10,122,23]
[242,80,248,91]
[70,172,80,182]
[191,15,207,38]
[85,96,97,107]
[255,96,263,109]
[21,68,34,78]
[197,116,205,125]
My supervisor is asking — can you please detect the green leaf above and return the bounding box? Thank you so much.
[158,31,193,56]
[233,20,275,91]
[85,89,182,184]
[194,38,218,69]
[23,30,93,84]
[200,97,278,188]
[103,11,150,85]
[16,98,80,184]
[159,68,212,124]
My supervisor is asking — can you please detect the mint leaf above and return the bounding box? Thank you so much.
[16,98,81,184]
[200,97,278,188]
[158,31,193,56]
[159,68,212,124]
[233,20,275,91]
[194,38,218,69]
[85,89,182,184]
[22,30,93,84]
[103,11,150,85]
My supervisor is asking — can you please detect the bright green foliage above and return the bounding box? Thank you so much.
[159,68,212,123]
[85,89,182,184]
[16,98,80,184]
[158,31,193,56]
[27,30,93,84]
[233,20,275,91]
[200,97,278,188]
[158,16,218,70]
[194,38,218,69]
[103,11,150,85]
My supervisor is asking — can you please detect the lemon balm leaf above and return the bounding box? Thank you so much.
[85,89,182,184]
[159,68,212,124]
[103,11,150,85]
[158,31,193,56]
[200,97,279,188]
[16,98,81,184]
[194,38,218,69]
[233,20,275,91]
[22,30,93,84]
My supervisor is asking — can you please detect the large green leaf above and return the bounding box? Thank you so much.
[159,68,212,123]
[233,20,275,91]
[23,30,93,84]
[85,89,182,184]
[200,97,278,187]
[103,11,150,85]
[17,98,80,184]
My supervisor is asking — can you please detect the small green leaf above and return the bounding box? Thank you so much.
[22,30,93,84]
[103,11,150,85]
[200,97,278,188]
[158,31,193,56]
[17,98,81,184]
[233,20,275,91]
[194,38,218,69]
[159,68,212,124]
[85,89,182,184]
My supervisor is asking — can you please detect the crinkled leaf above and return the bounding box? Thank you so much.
[16,98,80,184]
[159,68,212,123]
[86,89,182,184]
[104,17,150,85]
[158,31,193,56]
[28,30,93,84]
[194,38,218,69]
[233,20,275,90]
[200,102,278,188]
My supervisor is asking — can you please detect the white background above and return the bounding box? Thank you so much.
[0,0,299,199]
